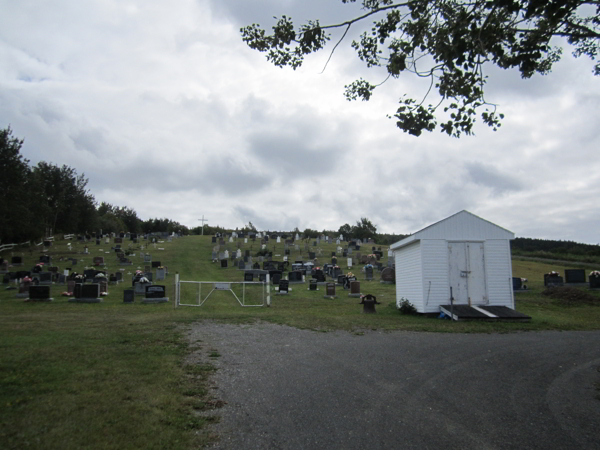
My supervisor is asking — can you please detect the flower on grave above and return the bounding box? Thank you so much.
[100,292,108,296]
[346,272,354,278]
[157,266,164,269]
[95,273,107,278]
[22,276,32,282]
[36,262,44,268]
[546,271,560,276]
[368,254,377,258]
[364,264,373,269]
[521,277,528,282]
[139,277,149,283]
[590,270,600,278]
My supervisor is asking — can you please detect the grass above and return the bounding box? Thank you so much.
[1,235,599,448]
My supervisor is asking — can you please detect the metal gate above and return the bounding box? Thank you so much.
[174,273,270,307]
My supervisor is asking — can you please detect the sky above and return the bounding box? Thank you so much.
[1,0,599,244]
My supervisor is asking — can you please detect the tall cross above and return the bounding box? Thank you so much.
[198,215,208,235]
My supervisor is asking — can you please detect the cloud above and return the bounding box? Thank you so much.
[0,0,598,243]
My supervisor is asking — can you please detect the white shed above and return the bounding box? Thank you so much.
[390,211,515,314]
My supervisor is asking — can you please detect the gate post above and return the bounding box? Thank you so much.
[266,274,271,307]
[174,272,179,308]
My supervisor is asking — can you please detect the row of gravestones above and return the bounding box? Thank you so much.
[22,282,168,304]
[541,269,600,288]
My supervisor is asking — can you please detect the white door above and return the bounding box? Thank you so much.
[448,242,487,305]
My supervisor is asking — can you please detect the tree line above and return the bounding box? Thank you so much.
[0,127,188,244]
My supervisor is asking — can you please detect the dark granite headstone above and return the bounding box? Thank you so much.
[564,269,586,283]
[28,285,51,300]
[11,256,23,265]
[512,277,522,290]
[123,289,134,303]
[244,272,254,282]
[81,284,100,298]
[288,271,303,283]
[278,279,289,294]
[151,261,161,268]
[145,285,166,298]
[220,259,228,268]
[325,283,336,297]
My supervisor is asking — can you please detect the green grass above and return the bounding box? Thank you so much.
[1,235,599,449]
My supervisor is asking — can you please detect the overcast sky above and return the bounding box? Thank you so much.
[1,1,599,244]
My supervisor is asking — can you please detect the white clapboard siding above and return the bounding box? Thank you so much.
[394,241,423,309]
[484,239,515,309]
[420,240,450,313]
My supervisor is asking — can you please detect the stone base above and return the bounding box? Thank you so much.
[276,292,289,295]
[348,293,362,298]
[142,297,169,304]
[25,298,53,302]
[324,295,337,299]
[380,281,394,284]
[16,293,29,298]
[69,297,103,303]
[119,262,133,266]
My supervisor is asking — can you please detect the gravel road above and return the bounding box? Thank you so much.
[187,322,600,450]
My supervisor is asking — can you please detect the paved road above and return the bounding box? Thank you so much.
[187,323,600,450]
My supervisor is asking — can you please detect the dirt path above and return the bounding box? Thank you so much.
[187,322,600,450]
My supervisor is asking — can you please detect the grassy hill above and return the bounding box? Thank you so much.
[1,235,599,449]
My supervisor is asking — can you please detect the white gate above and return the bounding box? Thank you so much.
[174,273,270,307]
[448,242,487,305]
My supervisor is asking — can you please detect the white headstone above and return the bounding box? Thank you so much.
[347,258,352,268]
[224,250,229,258]
[236,249,241,258]
[244,238,248,243]
[277,236,281,243]
[229,237,233,243]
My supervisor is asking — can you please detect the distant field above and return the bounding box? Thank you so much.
[1,235,599,449]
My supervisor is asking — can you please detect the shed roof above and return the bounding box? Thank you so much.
[390,210,514,250]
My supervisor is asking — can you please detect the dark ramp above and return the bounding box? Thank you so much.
[479,305,532,322]
[440,304,492,321]
[440,304,531,322]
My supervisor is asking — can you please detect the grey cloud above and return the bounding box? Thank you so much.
[465,161,524,195]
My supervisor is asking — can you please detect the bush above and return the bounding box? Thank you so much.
[396,297,417,315]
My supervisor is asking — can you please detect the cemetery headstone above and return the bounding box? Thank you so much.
[244,272,254,282]
[380,267,395,284]
[123,289,135,303]
[93,256,104,266]
[142,285,168,303]
[278,279,289,294]
[564,269,586,284]
[26,285,52,302]
[365,266,374,281]
[221,259,228,268]
[39,272,53,285]
[349,280,362,298]
[325,282,336,298]
[11,256,23,266]
[309,279,318,291]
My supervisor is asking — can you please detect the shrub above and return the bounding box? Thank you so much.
[396,297,417,315]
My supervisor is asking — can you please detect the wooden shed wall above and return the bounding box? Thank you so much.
[394,241,423,309]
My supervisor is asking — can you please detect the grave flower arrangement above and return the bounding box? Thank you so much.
[546,271,560,277]
[346,272,354,278]
[589,270,600,278]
